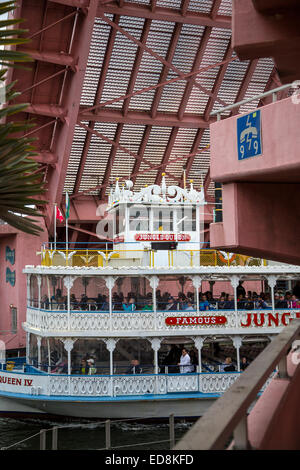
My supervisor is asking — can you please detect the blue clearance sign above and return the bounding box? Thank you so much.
[237,109,262,160]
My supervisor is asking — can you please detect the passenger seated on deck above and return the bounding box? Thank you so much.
[122,297,136,312]
[205,291,214,303]
[79,294,88,310]
[50,350,59,369]
[184,300,194,311]
[70,294,78,310]
[88,299,97,311]
[254,295,268,309]
[142,292,153,309]
[57,296,66,310]
[178,292,187,310]
[187,291,194,301]
[112,292,122,310]
[244,295,254,310]
[156,289,163,309]
[87,358,97,374]
[41,294,50,309]
[126,359,141,374]
[96,293,104,310]
[290,295,299,309]
[199,294,209,311]
[80,359,89,375]
[220,357,235,372]
[52,359,68,374]
[165,296,178,311]
[240,357,249,371]
[218,295,227,309]
[237,294,245,309]
[224,295,234,310]
[142,301,153,311]
[100,295,109,311]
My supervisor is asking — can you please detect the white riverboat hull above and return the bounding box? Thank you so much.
[0,395,216,419]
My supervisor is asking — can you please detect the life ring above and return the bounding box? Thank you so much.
[218,251,236,264]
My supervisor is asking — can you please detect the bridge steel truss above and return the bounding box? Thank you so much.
[9,0,280,243]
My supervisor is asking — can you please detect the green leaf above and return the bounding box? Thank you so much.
[0,2,47,235]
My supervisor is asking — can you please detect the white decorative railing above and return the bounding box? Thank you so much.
[47,372,241,397]
[25,307,300,335]
[0,369,275,399]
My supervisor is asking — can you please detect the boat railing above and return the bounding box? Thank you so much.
[29,299,296,311]
[0,362,276,399]
[0,364,242,397]
[40,247,265,268]
[25,306,300,333]
[23,362,210,375]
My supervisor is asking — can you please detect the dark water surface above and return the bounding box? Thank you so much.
[0,416,194,451]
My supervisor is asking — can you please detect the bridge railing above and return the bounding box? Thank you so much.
[174,318,300,450]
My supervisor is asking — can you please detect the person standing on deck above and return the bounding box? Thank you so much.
[178,348,193,373]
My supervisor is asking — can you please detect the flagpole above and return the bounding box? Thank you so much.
[66,216,68,249]
[65,192,69,252]
[54,203,57,250]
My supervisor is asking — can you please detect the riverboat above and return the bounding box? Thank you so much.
[1,176,300,419]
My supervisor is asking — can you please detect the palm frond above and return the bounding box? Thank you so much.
[0,2,47,235]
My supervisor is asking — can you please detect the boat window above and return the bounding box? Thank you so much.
[176,206,196,232]
[129,205,149,231]
[153,209,173,232]
[115,207,125,235]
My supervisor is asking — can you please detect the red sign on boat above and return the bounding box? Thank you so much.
[135,233,191,242]
[166,316,227,326]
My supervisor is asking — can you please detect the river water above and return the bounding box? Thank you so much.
[0,417,194,451]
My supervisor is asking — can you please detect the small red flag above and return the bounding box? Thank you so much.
[56,206,64,223]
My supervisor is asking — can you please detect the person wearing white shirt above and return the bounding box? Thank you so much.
[178,348,193,373]
[184,300,194,311]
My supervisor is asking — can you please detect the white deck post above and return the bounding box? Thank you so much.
[267,275,278,313]
[63,276,75,330]
[147,276,159,330]
[37,335,42,370]
[150,338,161,394]
[47,338,51,372]
[26,274,31,307]
[37,274,42,312]
[230,275,240,328]
[192,276,202,314]
[193,337,204,375]
[233,336,242,372]
[105,339,117,377]
[26,332,30,364]
[150,338,161,375]
[104,276,117,332]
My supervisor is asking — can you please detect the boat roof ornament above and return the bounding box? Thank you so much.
[108,174,206,207]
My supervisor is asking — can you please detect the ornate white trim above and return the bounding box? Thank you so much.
[107,176,206,207]
[62,338,74,353]
[57,251,76,261]
[24,307,299,337]
[24,264,300,278]
[63,275,76,290]
[104,338,117,352]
